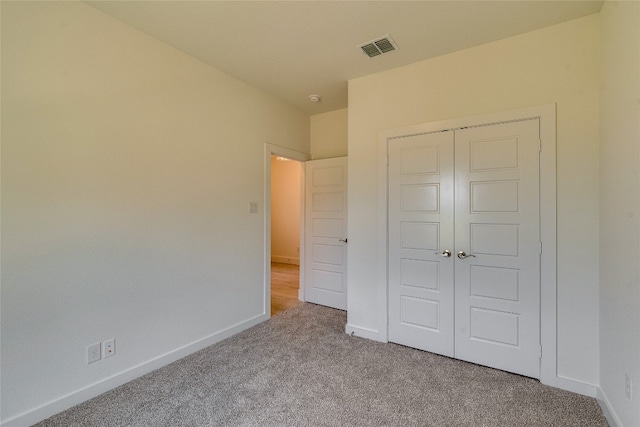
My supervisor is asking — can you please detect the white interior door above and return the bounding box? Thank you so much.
[304,157,348,310]
[454,119,541,378]
[388,119,541,378]
[388,131,455,357]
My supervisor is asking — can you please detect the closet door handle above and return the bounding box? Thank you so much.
[457,251,476,259]
[339,238,348,243]
[436,250,452,258]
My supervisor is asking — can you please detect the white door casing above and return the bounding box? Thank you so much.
[388,131,455,357]
[304,157,348,310]
[387,118,542,378]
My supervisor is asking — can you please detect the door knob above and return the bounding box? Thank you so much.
[436,250,452,258]
[457,251,476,259]
[339,238,348,243]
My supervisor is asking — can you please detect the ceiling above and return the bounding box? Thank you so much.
[87,1,603,115]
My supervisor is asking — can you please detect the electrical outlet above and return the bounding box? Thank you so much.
[103,339,115,358]
[87,343,101,364]
[625,373,632,400]
[249,202,258,214]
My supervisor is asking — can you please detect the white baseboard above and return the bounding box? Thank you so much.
[1,313,269,427]
[271,255,300,265]
[597,387,622,427]
[345,323,381,341]
[552,375,598,398]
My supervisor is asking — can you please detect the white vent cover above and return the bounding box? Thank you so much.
[358,35,398,58]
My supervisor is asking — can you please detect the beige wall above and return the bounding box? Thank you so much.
[599,1,640,426]
[271,157,301,264]
[310,108,348,159]
[0,2,309,424]
[347,15,600,388]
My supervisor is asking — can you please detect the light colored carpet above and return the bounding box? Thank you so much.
[37,303,607,426]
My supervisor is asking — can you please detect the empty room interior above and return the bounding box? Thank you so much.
[1,1,639,426]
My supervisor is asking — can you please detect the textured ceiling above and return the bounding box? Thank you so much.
[87,1,603,115]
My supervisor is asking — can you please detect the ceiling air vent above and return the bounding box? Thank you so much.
[358,35,398,58]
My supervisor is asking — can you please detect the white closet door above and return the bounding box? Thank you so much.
[387,119,542,378]
[454,119,541,378]
[388,131,455,357]
[304,157,348,310]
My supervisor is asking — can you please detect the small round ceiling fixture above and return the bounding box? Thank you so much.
[309,94,321,103]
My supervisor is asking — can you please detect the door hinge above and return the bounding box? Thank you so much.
[539,241,542,255]
[538,345,543,359]
[538,139,542,152]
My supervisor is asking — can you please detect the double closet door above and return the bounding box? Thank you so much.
[388,119,541,379]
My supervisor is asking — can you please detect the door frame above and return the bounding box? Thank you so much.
[264,144,310,317]
[377,104,558,387]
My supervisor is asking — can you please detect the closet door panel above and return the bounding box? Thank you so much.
[454,119,541,379]
[388,131,455,357]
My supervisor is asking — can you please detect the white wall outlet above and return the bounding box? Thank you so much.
[103,339,115,358]
[87,343,101,364]
[625,373,632,400]
[249,202,258,213]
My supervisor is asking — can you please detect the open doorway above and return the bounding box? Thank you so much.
[270,155,303,316]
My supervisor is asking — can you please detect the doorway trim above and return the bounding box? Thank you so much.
[377,104,558,387]
[264,144,311,317]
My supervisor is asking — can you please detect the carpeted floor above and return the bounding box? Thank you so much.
[37,303,607,426]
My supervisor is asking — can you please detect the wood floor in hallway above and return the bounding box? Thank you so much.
[271,262,301,316]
